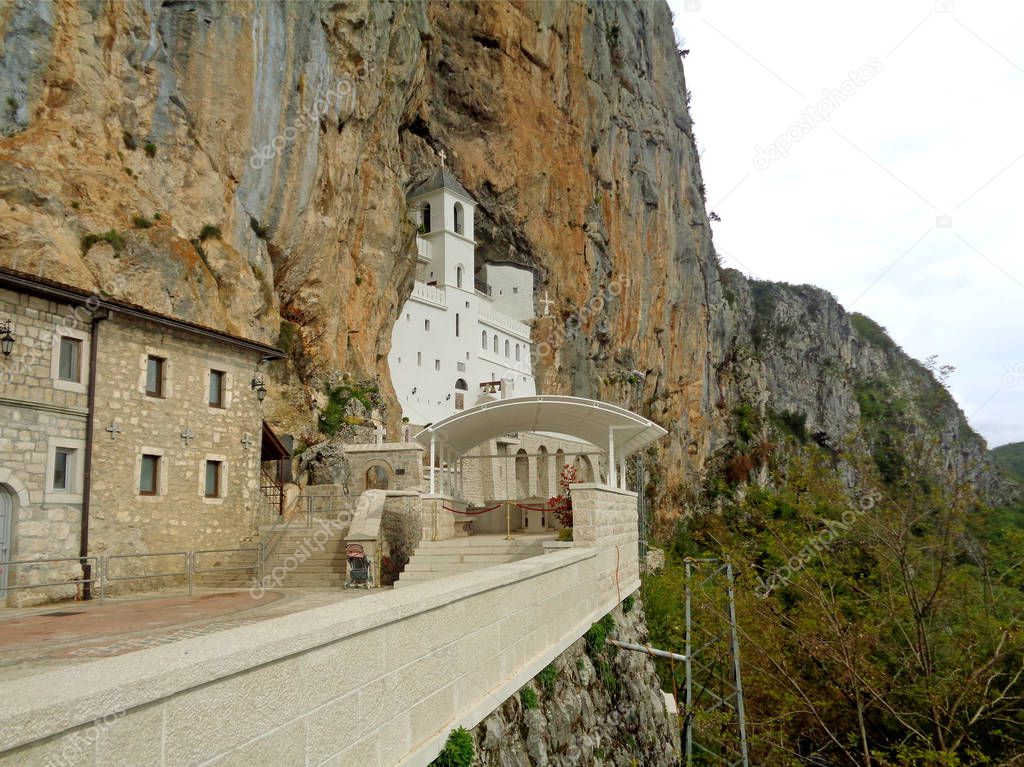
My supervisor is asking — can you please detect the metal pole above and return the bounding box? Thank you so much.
[607,638,687,662]
[684,559,693,766]
[607,427,616,487]
[504,499,512,540]
[726,563,751,767]
[187,552,193,596]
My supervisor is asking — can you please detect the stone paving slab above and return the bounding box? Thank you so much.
[0,587,375,681]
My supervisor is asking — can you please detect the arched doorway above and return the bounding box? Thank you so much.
[537,446,550,497]
[0,485,14,594]
[454,378,468,410]
[365,465,390,491]
[576,454,594,483]
[515,449,529,498]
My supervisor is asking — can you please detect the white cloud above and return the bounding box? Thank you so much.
[668,0,1024,448]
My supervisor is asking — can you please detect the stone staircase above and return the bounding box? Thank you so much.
[394,533,556,589]
[194,527,350,590]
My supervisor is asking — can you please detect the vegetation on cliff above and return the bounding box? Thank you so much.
[993,442,1024,485]
[644,378,1024,765]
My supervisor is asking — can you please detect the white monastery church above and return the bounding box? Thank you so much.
[389,163,537,430]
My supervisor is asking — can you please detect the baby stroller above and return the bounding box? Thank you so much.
[344,543,373,589]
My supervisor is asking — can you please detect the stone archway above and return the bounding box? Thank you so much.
[515,449,529,498]
[365,464,391,491]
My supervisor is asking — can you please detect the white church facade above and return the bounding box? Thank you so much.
[388,166,537,430]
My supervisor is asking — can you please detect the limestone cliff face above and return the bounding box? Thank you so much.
[0,0,721,482]
[2,0,1000,515]
[470,600,679,767]
[712,270,1009,501]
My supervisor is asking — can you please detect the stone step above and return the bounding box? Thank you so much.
[404,561,512,573]
[415,536,555,550]
[412,544,546,557]
[404,553,526,565]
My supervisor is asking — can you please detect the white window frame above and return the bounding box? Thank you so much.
[45,437,86,503]
[50,327,90,394]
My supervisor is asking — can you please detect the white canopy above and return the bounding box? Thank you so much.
[413,395,667,493]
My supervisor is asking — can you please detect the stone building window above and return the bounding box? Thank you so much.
[456,265,464,288]
[424,319,430,332]
[504,340,510,357]
[57,337,82,383]
[435,359,441,371]
[52,447,75,491]
[140,455,160,495]
[482,330,488,349]
[515,344,521,362]
[205,461,222,498]
[209,370,225,408]
[146,356,165,398]
[493,335,498,353]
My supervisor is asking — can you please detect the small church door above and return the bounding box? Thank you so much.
[0,486,12,594]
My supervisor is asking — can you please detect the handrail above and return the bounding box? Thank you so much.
[0,556,102,601]
[103,551,192,596]
[191,547,260,577]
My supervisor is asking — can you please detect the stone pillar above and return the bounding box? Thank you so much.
[569,483,640,601]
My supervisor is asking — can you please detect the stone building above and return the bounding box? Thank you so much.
[0,267,285,604]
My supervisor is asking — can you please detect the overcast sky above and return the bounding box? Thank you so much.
[665,0,1023,449]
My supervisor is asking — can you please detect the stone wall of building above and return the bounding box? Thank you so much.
[342,443,424,494]
[87,313,269,591]
[460,432,606,507]
[0,286,92,605]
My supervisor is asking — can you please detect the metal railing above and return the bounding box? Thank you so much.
[0,556,102,600]
[0,547,264,601]
[103,551,192,595]
[475,278,492,296]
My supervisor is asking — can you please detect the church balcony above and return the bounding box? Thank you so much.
[416,237,431,262]
[411,281,446,308]
[475,278,492,297]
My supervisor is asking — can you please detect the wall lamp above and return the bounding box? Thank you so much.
[250,376,267,402]
[0,320,14,357]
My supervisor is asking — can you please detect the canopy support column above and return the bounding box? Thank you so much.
[608,427,616,488]
[429,434,436,495]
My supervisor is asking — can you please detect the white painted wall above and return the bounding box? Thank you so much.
[390,181,536,426]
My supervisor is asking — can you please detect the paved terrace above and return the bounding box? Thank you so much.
[0,588,372,682]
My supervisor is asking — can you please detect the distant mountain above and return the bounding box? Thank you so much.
[992,442,1024,485]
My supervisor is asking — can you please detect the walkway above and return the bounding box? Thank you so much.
[0,587,374,681]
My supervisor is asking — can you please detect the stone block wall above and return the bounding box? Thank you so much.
[342,443,424,493]
[0,286,92,604]
[570,483,641,601]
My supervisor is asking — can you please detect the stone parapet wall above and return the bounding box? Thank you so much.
[0,544,640,767]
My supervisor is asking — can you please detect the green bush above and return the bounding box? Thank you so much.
[585,613,616,654]
[430,727,474,767]
[557,527,573,542]
[851,312,897,351]
[81,230,125,254]
[536,663,558,697]
[132,215,152,229]
[199,224,221,241]
[622,594,635,614]
[520,686,539,709]
[144,141,156,158]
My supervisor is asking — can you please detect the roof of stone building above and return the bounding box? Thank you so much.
[0,265,285,358]
[408,167,475,202]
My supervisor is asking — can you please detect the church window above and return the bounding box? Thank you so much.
[482,330,488,349]
[454,202,464,235]
[456,265,464,288]
[421,204,431,233]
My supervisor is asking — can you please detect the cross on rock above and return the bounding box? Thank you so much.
[438,148,447,169]
[180,427,196,446]
[539,291,555,316]
[240,433,255,450]
[105,422,123,440]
